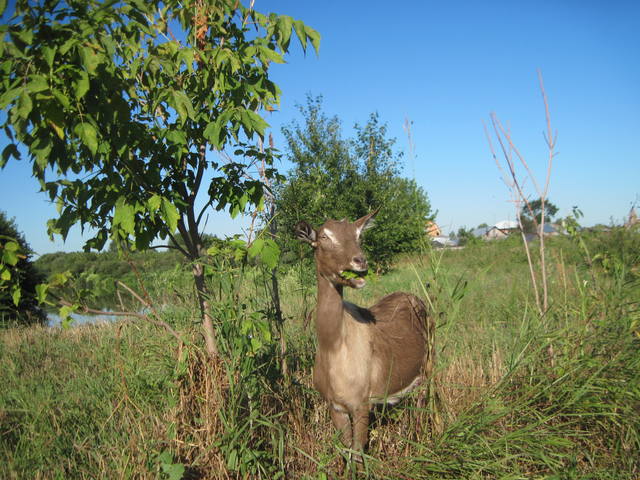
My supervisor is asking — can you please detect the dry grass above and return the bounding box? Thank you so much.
[2,234,639,478]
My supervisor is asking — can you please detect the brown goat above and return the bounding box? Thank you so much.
[295,210,433,458]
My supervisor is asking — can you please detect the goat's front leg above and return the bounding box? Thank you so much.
[330,404,352,448]
[351,403,370,452]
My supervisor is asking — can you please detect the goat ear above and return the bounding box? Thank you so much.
[354,207,380,236]
[294,221,317,246]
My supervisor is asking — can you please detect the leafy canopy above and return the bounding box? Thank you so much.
[0,0,319,255]
[521,198,559,233]
[276,96,433,269]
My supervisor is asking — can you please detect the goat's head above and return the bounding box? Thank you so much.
[295,209,378,289]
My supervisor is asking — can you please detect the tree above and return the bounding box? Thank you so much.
[527,198,559,224]
[521,198,559,233]
[0,211,46,326]
[276,95,355,248]
[456,226,476,246]
[276,96,433,269]
[0,0,319,355]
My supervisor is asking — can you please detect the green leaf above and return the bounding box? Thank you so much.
[42,46,56,68]
[276,15,293,51]
[48,120,64,140]
[171,90,195,124]
[74,122,98,155]
[1,267,10,281]
[75,70,90,100]
[59,305,76,328]
[79,46,100,73]
[17,90,33,119]
[203,121,223,149]
[113,198,135,235]
[162,462,185,480]
[14,29,34,46]
[4,241,18,252]
[11,286,21,306]
[158,451,185,480]
[240,109,269,138]
[165,129,186,147]
[258,45,285,64]
[49,271,71,287]
[1,143,20,166]
[261,239,280,269]
[247,238,264,259]
[35,283,48,304]
[160,198,179,233]
[147,194,161,212]
[2,241,20,266]
[178,47,195,73]
[59,38,75,55]
[59,304,74,320]
[247,238,279,269]
[0,87,21,109]
[306,26,321,55]
[52,88,71,109]
[28,74,49,93]
[293,20,307,52]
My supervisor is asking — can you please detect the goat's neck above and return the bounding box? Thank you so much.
[315,273,346,350]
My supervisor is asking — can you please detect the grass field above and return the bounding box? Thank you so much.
[1,231,639,479]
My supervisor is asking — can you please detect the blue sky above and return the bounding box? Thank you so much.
[1,0,638,255]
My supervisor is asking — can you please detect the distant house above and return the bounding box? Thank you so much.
[538,223,562,236]
[432,235,458,248]
[425,221,442,237]
[483,220,519,240]
[523,223,564,242]
[472,226,490,238]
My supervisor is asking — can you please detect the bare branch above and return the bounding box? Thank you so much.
[147,244,183,251]
[196,199,214,228]
[166,230,190,257]
[58,297,183,345]
[486,70,557,317]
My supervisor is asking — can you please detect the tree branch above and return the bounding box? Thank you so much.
[196,199,214,229]
[147,244,182,252]
[58,297,183,345]
[166,230,190,257]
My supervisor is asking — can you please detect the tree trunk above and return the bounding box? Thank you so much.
[192,261,219,357]
[267,207,287,376]
[270,264,287,376]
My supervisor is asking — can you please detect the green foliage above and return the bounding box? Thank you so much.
[454,226,481,246]
[157,451,185,480]
[276,95,433,269]
[0,0,318,253]
[0,321,181,478]
[2,230,639,477]
[35,247,184,309]
[0,211,46,326]
[1,0,316,352]
[521,197,559,233]
[1,229,640,477]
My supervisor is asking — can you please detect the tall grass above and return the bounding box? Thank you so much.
[1,230,639,478]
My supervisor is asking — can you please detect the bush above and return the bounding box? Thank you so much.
[276,96,433,269]
[0,211,46,326]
